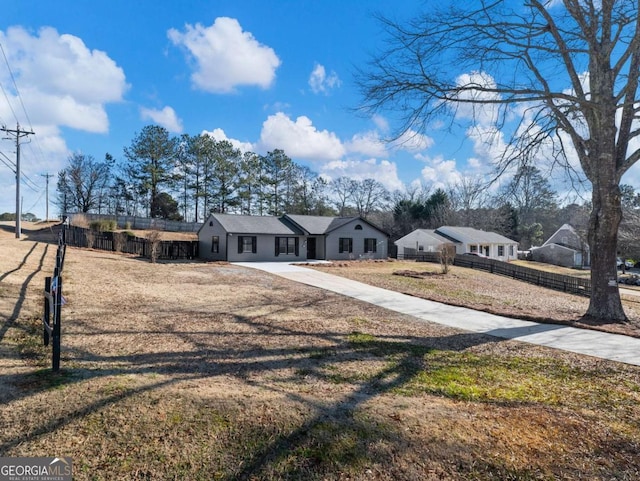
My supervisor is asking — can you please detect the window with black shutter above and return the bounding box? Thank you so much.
[275,237,298,255]
[238,236,257,254]
[364,238,377,253]
[339,237,352,253]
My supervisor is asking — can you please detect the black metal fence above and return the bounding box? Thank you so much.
[399,252,591,297]
[65,226,199,260]
[43,226,67,371]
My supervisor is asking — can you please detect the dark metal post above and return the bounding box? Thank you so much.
[43,276,51,347]
[52,269,62,371]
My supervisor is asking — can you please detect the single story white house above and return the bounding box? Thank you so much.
[198,213,389,262]
[395,226,518,261]
[530,224,590,267]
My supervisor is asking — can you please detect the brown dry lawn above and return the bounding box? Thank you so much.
[309,260,640,338]
[1,222,639,480]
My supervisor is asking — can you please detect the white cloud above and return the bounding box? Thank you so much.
[345,131,388,157]
[393,129,434,153]
[308,63,341,94]
[419,154,463,188]
[450,71,502,126]
[346,126,432,158]
[0,26,127,219]
[372,114,389,133]
[168,17,281,93]
[0,26,128,133]
[201,127,254,153]
[320,158,404,192]
[259,112,345,161]
[140,106,183,133]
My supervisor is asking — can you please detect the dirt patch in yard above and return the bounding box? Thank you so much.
[1,227,640,480]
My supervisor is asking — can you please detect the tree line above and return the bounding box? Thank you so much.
[55,124,640,256]
[56,125,391,223]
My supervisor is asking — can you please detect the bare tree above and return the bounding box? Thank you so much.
[351,178,390,219]
[57,153,113,213]
[438,243,457,274]
[447,176,488,225]
[330,177,355,215]
[359,0,640,322]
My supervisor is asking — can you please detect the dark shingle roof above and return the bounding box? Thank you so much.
[212,214,303,235]
[207,213,387,236]
[285,215,360,235]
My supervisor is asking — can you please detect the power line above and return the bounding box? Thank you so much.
[0,150,15,171]
[0,42,56,188]
[0,50,18,125]
[1,148,40,191]
[21,168,41,191]
[24,189,44,214]
[0,41,34,131]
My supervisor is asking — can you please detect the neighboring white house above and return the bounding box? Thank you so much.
[393,229,452,258]
[530,224,590,267]
[198,213,389,262]
[395,226,518,261]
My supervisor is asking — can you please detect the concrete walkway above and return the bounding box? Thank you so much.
[233,262,640,367]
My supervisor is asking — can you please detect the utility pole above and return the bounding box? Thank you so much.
[1,123,35,238]
[41,173,54,221]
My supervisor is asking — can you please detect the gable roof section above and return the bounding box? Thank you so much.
[284,214,389,236]
[435,226,517,245]
[395,229,451,245]
[542,223,583,248]
[210,214,303,235]
[284,214,346,235]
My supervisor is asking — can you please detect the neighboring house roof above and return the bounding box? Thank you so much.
[209,214,303,235]
[435,226,517,245]
[541,223,587,251]
[394,229,451,246]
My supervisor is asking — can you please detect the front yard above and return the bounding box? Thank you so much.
[1,226,639,480]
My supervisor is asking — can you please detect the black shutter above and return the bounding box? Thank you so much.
[252,236,257,253]
[364,238,368,253]
[295,237,299,256]
[373,239,377,253]
[275,237,280,256]
[339,238,344,253]
[349,238,353,253]
[238,236,243,254]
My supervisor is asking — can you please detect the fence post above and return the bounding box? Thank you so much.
[52,269,62,371]
[43,276,51,347]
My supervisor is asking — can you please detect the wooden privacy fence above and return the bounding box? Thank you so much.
[65,226,199,260]
[399,252,591,297]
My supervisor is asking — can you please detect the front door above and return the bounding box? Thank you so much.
[307,237,317,260]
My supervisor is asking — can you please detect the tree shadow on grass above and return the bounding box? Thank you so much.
[0,242,49,343]
[0,291,503,479]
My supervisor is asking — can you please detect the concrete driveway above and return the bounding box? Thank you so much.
[233,262,640,367]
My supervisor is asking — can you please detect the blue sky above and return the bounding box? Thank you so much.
[0,0,477,219]
[2,1,637,220]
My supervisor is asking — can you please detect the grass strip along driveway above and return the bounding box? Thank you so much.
[1,228,639,480]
